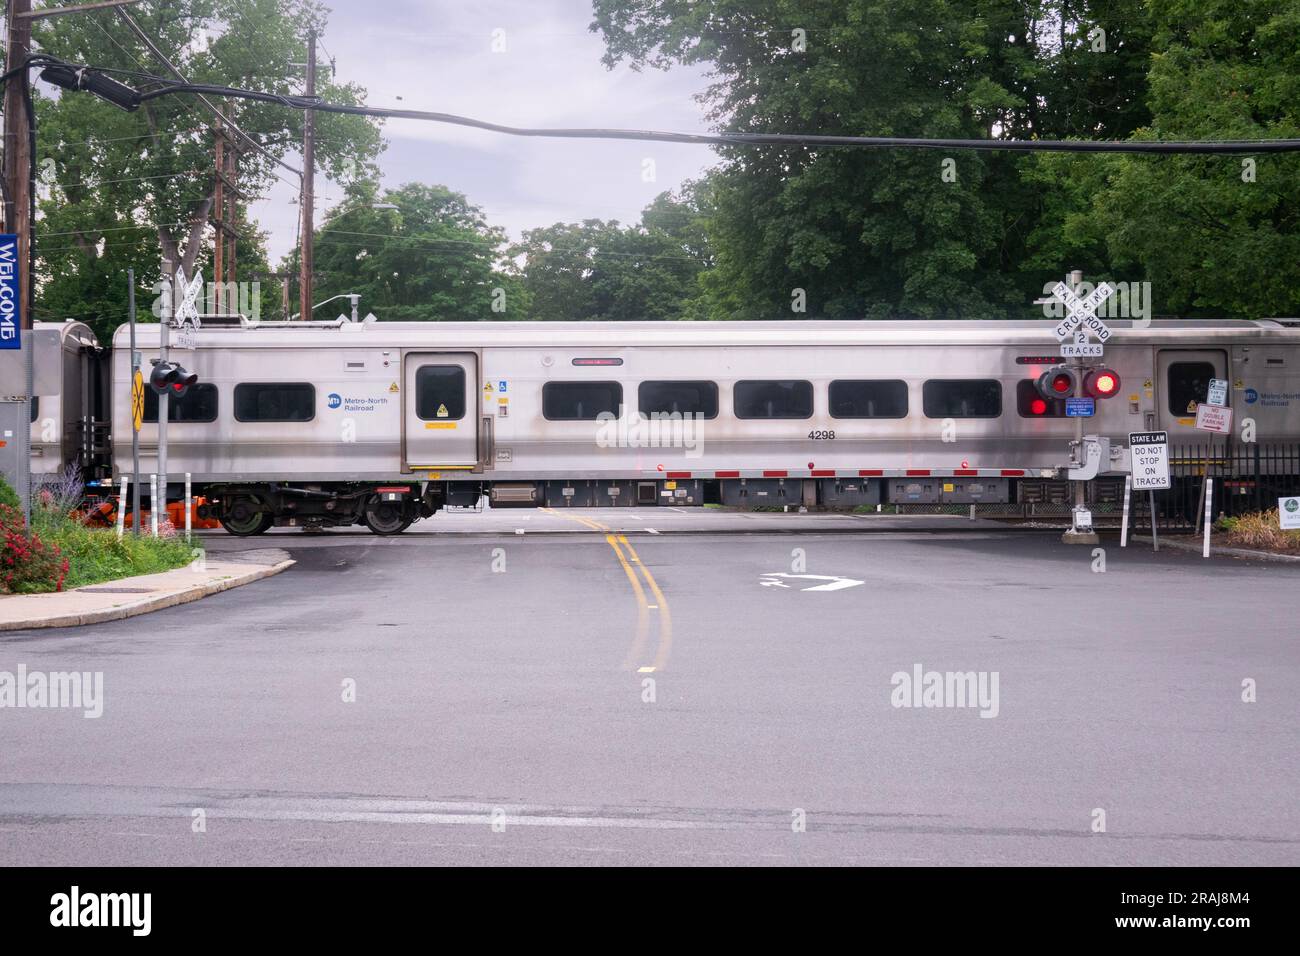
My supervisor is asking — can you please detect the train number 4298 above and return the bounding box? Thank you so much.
[808,430,836,440]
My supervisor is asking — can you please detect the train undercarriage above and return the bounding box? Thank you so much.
[192,474,1132,535]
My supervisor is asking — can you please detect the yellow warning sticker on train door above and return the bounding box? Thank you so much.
[436,403,449,418]
[388,382,399,393]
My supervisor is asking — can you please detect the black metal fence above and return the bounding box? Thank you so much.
[887,442,1300,532]
[1131,441,1300,534]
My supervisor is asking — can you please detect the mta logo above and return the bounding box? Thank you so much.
[327,393,342,409]
[1244,388,1259,404]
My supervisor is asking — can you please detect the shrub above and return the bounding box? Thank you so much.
[0,504,69,594]
[29,508,198,590]
[35,464,85,519]
[1222,509,1300,553]
[0,474,19,511]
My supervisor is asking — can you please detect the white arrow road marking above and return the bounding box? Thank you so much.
[759,573,865,592]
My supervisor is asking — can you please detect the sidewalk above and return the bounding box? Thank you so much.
[0,548,294,631]
[1131,534,1300,564]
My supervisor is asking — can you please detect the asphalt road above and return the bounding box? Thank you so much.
[1,509,1296,866]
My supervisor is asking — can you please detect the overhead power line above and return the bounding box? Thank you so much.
[31,55,1300,155]
[128,81,1300,155]
[110,9,303,180]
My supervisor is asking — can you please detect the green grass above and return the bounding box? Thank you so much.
[0,475,19,511]
[29,510,200,591]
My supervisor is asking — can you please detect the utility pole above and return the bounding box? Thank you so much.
[1,0,143,522]
[3,0,34,523]
[213,103,241,311]
[298,29,316,322]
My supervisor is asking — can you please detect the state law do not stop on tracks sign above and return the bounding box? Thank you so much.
[1129,431,1170,490]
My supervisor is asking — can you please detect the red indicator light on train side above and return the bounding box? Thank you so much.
[1029,398,1048,415]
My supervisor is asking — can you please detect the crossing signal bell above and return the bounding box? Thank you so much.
[149,361,198,399]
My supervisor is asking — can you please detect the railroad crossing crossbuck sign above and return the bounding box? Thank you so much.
[170,270,204,350]
[131,369,145,433]
[1052,281,1114,357]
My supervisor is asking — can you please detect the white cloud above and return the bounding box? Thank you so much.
[251,0,715,264]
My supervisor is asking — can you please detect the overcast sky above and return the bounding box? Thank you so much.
[252,0,718,265]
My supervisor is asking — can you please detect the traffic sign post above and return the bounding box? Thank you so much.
[1206,378,1228,407]
[1120,474,1132,547]
[1280,497,1300,530]
[1194,404,1232,434]
[1130,431,1170,552]
[131,370,145,433]
[1129,431,1170,490]
[0,232,31,525]
[128,269,141,536]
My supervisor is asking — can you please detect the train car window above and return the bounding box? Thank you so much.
[828,380,908,419]
[638,380,718,419]
[734,380,814,419]
[144,383,218,423]
[415,365,466,420]
[1167,361,1216,415]
[543,381,623,420]
[1015,379,1066,418]
[922,380,1002,418]
[233,383,315,422]
[30,396,38,423]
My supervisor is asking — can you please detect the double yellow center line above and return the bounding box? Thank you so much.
[540,508,672,672]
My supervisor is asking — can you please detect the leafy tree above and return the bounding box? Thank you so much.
[290,180,522,321]
[590,0,1298,320]
[1080,0,1300,317]
[27,0,383,342]
[509,188,709,321]
[592,0,1078,318]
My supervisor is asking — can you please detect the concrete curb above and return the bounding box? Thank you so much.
[0,554,295,632]
[1132,535,1300,564]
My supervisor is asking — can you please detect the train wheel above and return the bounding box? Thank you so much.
[362,497,412,536]
[219,501,273,536]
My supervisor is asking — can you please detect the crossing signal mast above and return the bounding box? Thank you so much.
[1037,272,1130,543]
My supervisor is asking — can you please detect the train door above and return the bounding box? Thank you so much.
[403,352,478,469]
[1156,348,1228,437]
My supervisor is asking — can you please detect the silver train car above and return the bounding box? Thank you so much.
[9,321,107,479]
[17,316,1300,534]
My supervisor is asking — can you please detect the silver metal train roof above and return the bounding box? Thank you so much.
[91,316,1300,350]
